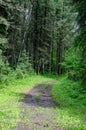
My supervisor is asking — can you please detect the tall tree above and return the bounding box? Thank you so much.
[73,0,86,84]
[27,0,56,74]
[56,0,74,74]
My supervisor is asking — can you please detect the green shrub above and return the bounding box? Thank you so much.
[51,76,85,107]
[0,50,11,85]
[62,47,83,81]
[16,51,34,79]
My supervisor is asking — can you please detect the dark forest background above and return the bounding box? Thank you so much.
[0,0,86,86]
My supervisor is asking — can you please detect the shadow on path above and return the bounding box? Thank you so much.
[17,83,61,130]
[21,83,56,108]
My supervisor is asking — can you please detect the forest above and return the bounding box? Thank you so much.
[0,0,86,130]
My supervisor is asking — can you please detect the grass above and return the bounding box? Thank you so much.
[51,76,86,130]
[35,95,41,102]
[0,74,86,130]
[0,75,55,130]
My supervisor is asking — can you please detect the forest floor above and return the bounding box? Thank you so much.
[0,75,58,130]
[17,82,61,130]
[0,75,86,130]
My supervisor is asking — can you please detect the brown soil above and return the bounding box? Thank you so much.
[17,83,62,130]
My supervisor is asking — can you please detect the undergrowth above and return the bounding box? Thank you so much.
[51,76,86,130]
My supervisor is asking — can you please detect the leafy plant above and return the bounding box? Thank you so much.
[62,47,83,80]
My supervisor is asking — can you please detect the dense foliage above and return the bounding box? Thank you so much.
[63,0,86,85]
[0,0,86,84]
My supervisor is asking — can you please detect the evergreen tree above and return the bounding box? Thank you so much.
[56,0,74,74]
[27,0,56,74]
[73,0,86,85]
[1,0,85,80]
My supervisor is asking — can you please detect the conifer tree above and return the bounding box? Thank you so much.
[56,0,74,74]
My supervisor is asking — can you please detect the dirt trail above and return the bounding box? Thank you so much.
[17,83,62,130]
